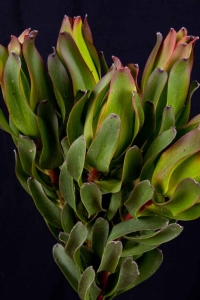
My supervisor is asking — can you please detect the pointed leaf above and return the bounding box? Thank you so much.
[86,114,121,172]
[0,109,17,136]
[99,51,109,75]
[14,150,30,195]
[158,105,175,134]
[59,32,95,95]
[3,52,39,137]
[28,177,62,228]
[97,241,122,273]
[53,243,80,292]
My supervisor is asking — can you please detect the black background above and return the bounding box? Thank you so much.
[1,0,200,299]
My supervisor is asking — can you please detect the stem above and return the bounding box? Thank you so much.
[88,168,100,182]
[46,168,60,187]
[97,271,109,300]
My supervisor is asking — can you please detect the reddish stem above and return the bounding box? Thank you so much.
[97,271,109,300]
[46,168,60,187]
[88,168,100,182]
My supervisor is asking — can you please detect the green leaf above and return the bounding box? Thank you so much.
[118,249,163,294]
[61,136,70,158]
[140,127,177,182]
[122,240,159,257]
[80,182,104,217]
[141,32,163,90]
[89,281,101,300]
[0,44,8,83]
[28,177,62,228]
[0,109,17,136]
[176,80,200,128]
[86,114,121,172]
[65,221,88,268]
[37,100,63,169]
[67,91,89,145]
[158,178,200,215]
[99,51,109,75]
[167,151,200,197]
[59,32,96,96]
[67,135,86,183]
[142,68,168,109]
[122,146,143,183]
[107,216,168,242]
[78,266,95,300]
[53,243,80,292]
[107,191,121,220]
[14,150,30,195]
[97,68,136,157]
[48,49,73,122]
[132,223,183,245]
[91,217,109,259]
[3,52,39,137]
[167,58,190,116]
[22,30,55,111]
[61,202,77,234]
[95,179,121,193]
[97,241,122,273]
[175,203,200,221]
[125,180,154,219]
[152,126,200,194]
[116,257,139,291]
[158,105,175,135]
[72,16,99,83]
[59,162,76,211]
[132,92,144,139]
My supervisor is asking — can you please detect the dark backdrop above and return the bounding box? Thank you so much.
[1,0,200,299]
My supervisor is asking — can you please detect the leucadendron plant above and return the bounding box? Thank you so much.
[0,16,200,299]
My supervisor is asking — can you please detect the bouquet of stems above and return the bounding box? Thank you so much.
[0,15,200,300]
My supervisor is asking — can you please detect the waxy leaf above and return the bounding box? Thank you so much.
[107,216,168,242]
[99,51,109,75]
[65,221,88,268]
[158,105,175,134]
[121,146,143,183]
[48,50,73,122]
[141,32,163,90]
[107,191,121,220]
[175,203,200,220]
[67,91,88,145]
[116,257,139,291]
[122,240,159,257]
[142,68,168,109]
[22,31,55,111]
[37,100,63,169]
[59,162,76,211]
[28,177,62,228]
[86,114,121,172]
[73,16,99,83]
[78,266,95,300]
[97,68,136,157]
[91,217,109,259]
[97,241,122,273]
[61,202,77,234]
[118,249,163,294]
[0,44,8,83]
[132,92,144,139]
[152,126,200,194]
[80,182,104,217]
[95,179,121,193]
[125,180,154,219]
[3,52,39,137]
[8,35,21,55]
[140,127,176,181]
[158,178,200,215]
[167,58,190,116]
[67,135,86,183]
[14,150,30,195]
[53,243,80,292]
[167,151,200,196]
[59,32,95,96]
[132,223,183,245]
[0,109,17,136]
